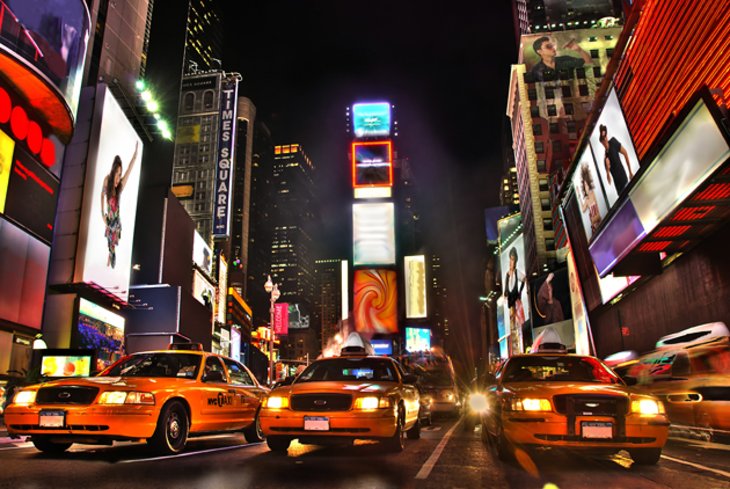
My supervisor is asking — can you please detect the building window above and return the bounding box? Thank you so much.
[532,123,543,135]
[561,86,572,98]
[547,104,557,117]
[543,218,554,231]
[545,87,555,99]
[567,120,577,136]
[605,35,614,40]
[579,84,589,96]
[530,106,540,118]
[545,238,556,251]
[539,178,549,191]
[549,122,559,134]
[590,49,600,59]
[552,140,562,153]
[203,90,215,110]
[537,160,546,172]
[576,67,586,79]
[535,141,544,154]
[593,66,602,78]
[183,92,195,112]
[588,36,598,42]
[606,48,615,58]
[540,198,551,211]
[564,103,574,115]
[528,88,537,101]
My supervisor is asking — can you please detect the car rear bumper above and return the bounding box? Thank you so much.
[4,404,158,440]
[261,408,398,438]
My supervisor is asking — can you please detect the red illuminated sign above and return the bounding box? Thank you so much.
[0,86,55,167]
[351,140,393,188]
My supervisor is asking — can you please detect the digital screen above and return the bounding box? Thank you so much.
[371,339,393,356]
[405,327,431,353]
[352,102,391,138]
[353,203,396,266]
[567,244,592,355]
[4,146,60,244]
[193,269,215,310]
[193,231,212,276]
[497,213,522,249]
[572,147,609,242]
[354,187,392,199]
[531,267,571,328]
[287,303,309,329]
[352,141,393,188]
[587,89,641,209]
[521,27,622,81]
[0,129,14,213]
[500,233,530,355]
[76,86,143,301]
[77,298,125,369]
[354,269,398,334]
[41,354,93,378]
[496,296,508,359]
[216,254,227,324]
[404,255,427,319]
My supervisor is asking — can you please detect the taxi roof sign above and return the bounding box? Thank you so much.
[169,342,204,351]
[339,332,375,356]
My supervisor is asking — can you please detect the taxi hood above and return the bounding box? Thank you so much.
[32,376,194,390]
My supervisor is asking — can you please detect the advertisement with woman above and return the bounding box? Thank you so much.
[76,86,143,301]
[500,234,530,355]
[572,147,609,241]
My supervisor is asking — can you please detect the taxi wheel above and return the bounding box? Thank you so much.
[491,423,512,462]
[243,412,264,443]
[384,411,406,452]
[407,418,421,440]
[149,400,189,455]
[629,448,662,465]
[32,437,72,454]
[266,436,291,453]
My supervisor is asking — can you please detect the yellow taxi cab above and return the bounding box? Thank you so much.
[260,336,421,453]
[4,344,268,454]
[479,344,670,465]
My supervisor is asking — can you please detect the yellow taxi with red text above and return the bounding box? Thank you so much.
[4,344,268,454]
[478,345,669,465]
[260,340,421,453]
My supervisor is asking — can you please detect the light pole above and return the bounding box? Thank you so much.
[264,275,280,385]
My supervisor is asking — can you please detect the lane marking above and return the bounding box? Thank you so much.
[0,442,33,451]
[415,419,461,480]
[119,441,264,464]
[661,454,730,479]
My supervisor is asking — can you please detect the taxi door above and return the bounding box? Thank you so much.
[396,361,420,426]
[222,358,265,429]
[200,356,236,430]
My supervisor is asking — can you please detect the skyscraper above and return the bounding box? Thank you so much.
[512,0,623,40]
[499,167,520,207]
[184,0,224,72]
[314,259,347,351]
[430,254,449,347]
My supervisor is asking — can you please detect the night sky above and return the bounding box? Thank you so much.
[222,1,518,370]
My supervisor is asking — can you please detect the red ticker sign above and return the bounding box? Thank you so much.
[0,86,56,167]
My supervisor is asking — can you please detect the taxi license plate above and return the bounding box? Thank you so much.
[303,416,329,431]
[39,410,65,428]
[581,421,612,439]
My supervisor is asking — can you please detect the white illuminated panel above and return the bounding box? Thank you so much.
[353,203,396,266]
[341,260,349,320]
[404,255,427,318]
[354,187,392,199]
[630,99,730,235]
[193,231,213,276]
[79,298,125,330]
[217,256,228,324]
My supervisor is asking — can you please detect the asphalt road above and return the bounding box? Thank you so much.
[1,418,729,489]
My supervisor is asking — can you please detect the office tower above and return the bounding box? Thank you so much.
[314,259,348,351]
[499,167,520,207]
[184,0,224,72]
[430,254,449,346]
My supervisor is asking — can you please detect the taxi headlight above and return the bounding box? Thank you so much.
[265,396,289,409]
[354,396,391,410]
[511,398,552,412]
[631,398,665,415]
[98,391,155,405]
[468,393,489,413]
[12,390,36,405]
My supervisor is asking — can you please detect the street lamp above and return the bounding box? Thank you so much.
[264,275,280,385]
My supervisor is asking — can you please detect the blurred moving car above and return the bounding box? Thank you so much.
[621,331,730,436]
[260,338,421,453]
[481,346,669,465]
[4,344,268,454]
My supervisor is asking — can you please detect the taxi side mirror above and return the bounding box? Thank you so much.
[203,370,225,383]
[402,374,418,385]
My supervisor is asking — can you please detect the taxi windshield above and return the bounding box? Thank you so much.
[102,353,202,379]
[295,358,397,383]
[502,356,622,384]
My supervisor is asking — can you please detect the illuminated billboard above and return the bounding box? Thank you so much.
[353,203,396,266]
[193,269,215,310]
[76,298,125,369]
[352,102,391,138]
[588,89,641,209]
[288,303,310,329]
[352,141,393,188]
[193,230,213,276]
[0,129,13,212]
[371,339,393,356]
[212,78,239,238]
[40,351,94,378]
[530,267,571,328]
[567,244,592,355]
[404,255,427,319]
[75,86,143,301]
[353,269,398,334]
[521,27,621,81]
[572,147,609,241]
[274,303,289,335]
[500,233,530,355]
[405,327,431,353]
[216,254,228,324]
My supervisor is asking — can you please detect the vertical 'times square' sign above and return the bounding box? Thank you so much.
[213,78,239,238]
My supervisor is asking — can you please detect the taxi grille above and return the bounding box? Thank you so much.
[290,394,352,412]
[36,387,100,405]
[552,394,628,416]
